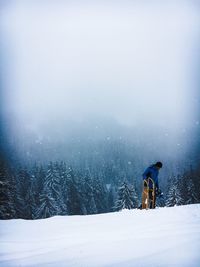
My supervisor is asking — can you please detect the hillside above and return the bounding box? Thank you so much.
[0,204,200,267]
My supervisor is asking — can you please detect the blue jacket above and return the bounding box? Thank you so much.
[142,165,159,189]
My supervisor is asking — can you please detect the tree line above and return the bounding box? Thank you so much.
[0,160,200,220]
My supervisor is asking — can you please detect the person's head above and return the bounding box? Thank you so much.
[155,161,163,170]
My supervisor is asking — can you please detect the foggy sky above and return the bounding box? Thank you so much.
[1,1,200,148]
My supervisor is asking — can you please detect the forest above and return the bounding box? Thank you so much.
[1,158,200,220]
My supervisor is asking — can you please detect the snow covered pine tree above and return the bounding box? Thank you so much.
[114,181,135,211]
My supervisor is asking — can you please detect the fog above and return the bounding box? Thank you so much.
[1,1,200,172]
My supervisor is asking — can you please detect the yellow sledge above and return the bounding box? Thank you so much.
[142,178,156,209]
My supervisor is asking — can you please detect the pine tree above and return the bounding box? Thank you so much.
[58,162,69,215]
[186,177,198,204]
[192,167,200,202]
[166,175,184,207]
[43,162,63,215]
[53,162,67,214]
[114,181,135,211]
[15,168,33,219]
[32,165,46,208]
[93,176,108,213]
[0,161,15,219]
[35,191,58,219]
[83,171,97,214]
[131,182,139,208]
[66,168,82,215]
[75,172,87,215]
[7,171,16,218]
[107,186,115,212]
[181,167,198,205]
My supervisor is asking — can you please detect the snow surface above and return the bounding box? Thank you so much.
[0,204,200,267]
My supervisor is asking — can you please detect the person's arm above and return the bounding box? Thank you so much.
[155,179,159,189]
[154,172,159,189]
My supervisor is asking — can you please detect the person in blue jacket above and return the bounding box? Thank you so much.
[142,161,163,209]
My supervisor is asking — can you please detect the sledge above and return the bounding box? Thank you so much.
[142,177,155,209]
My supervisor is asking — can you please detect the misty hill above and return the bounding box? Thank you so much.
[3,116,198,178]
[0,204,200,267]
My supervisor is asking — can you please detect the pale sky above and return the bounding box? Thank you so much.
[1,0,200,130]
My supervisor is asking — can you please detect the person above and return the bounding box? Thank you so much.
[142,161,163,209]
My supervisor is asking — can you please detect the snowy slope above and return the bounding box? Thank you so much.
[0,204,200,267]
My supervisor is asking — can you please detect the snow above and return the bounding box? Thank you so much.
[0,204,200,267]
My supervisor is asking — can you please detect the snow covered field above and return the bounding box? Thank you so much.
[0,204,200,267]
